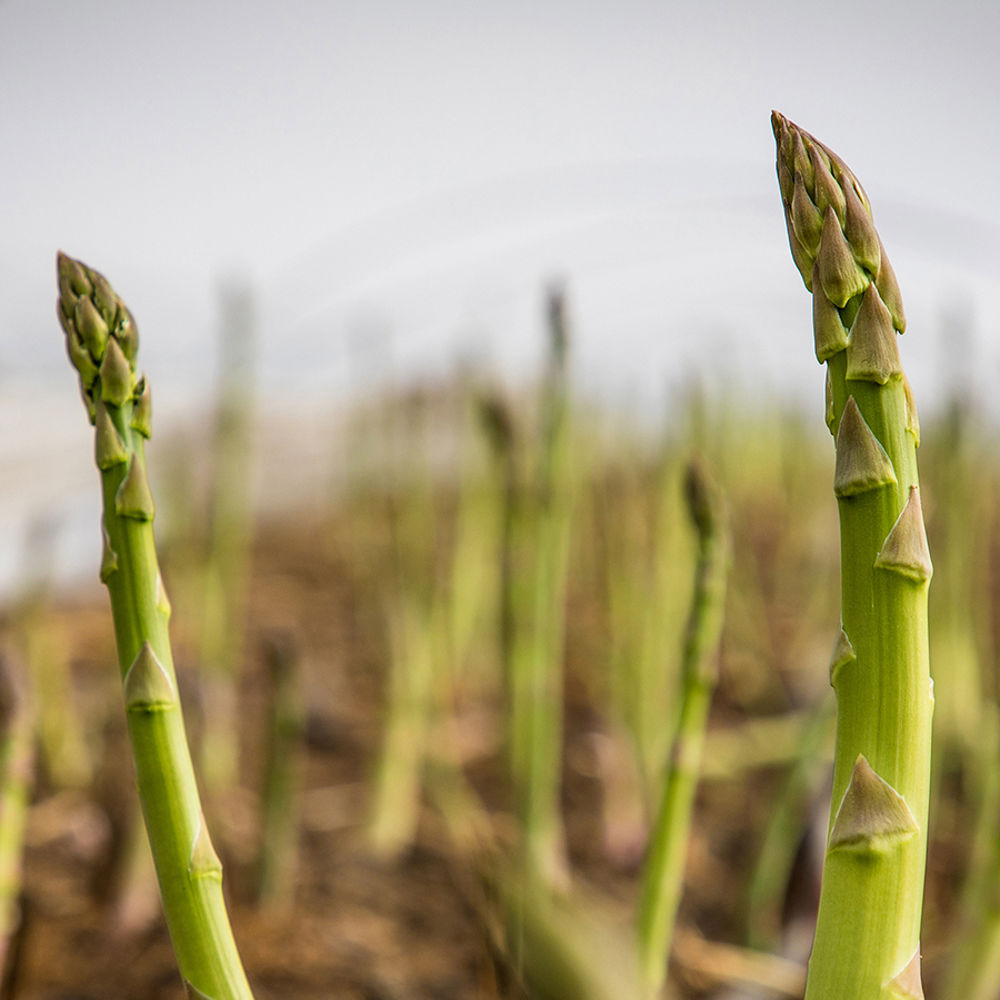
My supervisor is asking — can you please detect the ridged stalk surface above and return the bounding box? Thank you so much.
[772,113,932,1000]
[57,253,254,999]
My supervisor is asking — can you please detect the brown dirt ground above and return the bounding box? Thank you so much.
[3,505,954,1000]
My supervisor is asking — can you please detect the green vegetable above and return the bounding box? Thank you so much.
[507,286,574,886]
[199,282,257,799]
[254,631,304,907]
[56,253,254,1000]
[772,113,932,1000]
[0,652,32,970]
[636,456,729,996]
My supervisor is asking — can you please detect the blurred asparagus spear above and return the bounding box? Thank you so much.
[0,650,33,977]
[367,391,439,857]
[199,281,257,800]
[507,285,574,886]
[772,113,932,1000]
[56,253,254,999]
[253,631,304,907]
[637,456,729,996]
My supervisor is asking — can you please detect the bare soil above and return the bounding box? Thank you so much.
[3,506,907,999]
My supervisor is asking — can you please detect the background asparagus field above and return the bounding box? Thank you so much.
[1,245,999,996]
[6,0,1000,994]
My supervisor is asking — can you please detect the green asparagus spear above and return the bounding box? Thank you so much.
[254,631,304,907]
[199,281,257,800]
[772,113,932,1000]
[56,253,254,999]
[637,456,729,997]
[508,286,574,887]
[0,650,33,975]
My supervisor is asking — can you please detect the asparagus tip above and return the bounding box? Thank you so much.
[684,455,724,537]
[773,113,895,333]
[816,206,868,308]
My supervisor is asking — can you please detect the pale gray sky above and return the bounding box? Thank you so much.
[2,0,1000,589]
[5,0,1000,395]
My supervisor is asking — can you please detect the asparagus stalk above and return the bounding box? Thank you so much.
[199,282,257,800]
[637,456,729,997]
[368,589,437,855]
[367,393,440,857]
[507,286,574,886]
[478,390,518,708]
[772,113,932,1000]
[56,253,254,999]
[446,383,506,692]
[0,650,33,975]
[253,631,304,907]
[600,448,694,816]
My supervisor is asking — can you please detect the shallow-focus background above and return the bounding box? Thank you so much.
[2,3,1000,998]
[4,0,1000,593]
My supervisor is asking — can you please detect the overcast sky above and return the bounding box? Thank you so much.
[5,0,1000,407]
[3,0,1000,590]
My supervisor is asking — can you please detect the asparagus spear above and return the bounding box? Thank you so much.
[56,253,254,999]
[508,285,574,887]
[199,281,257,800]
[253,631,304,907]
[637,456,729,997]
[772,114,932,1000]
[0,650,33,976]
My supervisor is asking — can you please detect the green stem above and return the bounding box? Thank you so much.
[0,652,33,973]
[57,253,254,999]
[368,591,436,855]
[199,282,257,800]
[367,396,440,857]
[509,286,574,886]
[772,114,932,1000]
[637,457,729,997]
[446,385,504,687]
[254,631,304,907]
